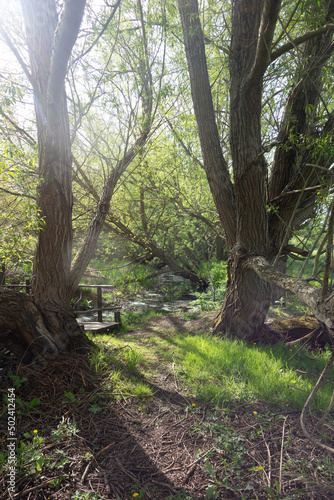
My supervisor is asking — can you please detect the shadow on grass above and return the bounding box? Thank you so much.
[0,352,187,500]
[118,313,334,412]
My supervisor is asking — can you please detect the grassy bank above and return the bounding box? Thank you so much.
[1,311,333,499]
[89,313,334,413]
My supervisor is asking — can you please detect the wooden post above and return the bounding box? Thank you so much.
[97,286,103,322]
[0,263,5,287]
[26,279,31,294]
[114,310,122,325]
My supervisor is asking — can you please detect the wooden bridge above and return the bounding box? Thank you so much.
[75,284,121,333]
[0,272,121,334]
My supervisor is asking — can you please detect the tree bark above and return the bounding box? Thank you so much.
[214,256,271,339]
[21,0,86,310]
[0,290,91,361]
[179,0,280,337]
[0,0,89,358]
[247,256,334,336]
[179,0,334,339]
[178,0,236,248]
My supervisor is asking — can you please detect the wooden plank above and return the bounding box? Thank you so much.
[77,284,115,288]
[75,307,121,315]
[79,322,119,333]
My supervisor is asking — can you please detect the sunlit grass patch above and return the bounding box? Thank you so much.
[88,321,334,413]
[87,333,155,403]
[171,333,334,411]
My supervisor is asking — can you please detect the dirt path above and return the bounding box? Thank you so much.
[1,312,333,499]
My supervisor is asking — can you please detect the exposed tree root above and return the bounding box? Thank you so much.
[0,289,93,363]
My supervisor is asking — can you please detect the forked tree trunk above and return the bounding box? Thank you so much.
[179,0,276,338]
[0,0,89,359]
[179,0,334,340]
[20,0,85,311]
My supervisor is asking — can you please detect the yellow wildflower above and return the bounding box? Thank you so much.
[192,403,196,407]
[257,466,264,470]
[133,494,139,498]
[33,430,38,434]
[253,411,257,415]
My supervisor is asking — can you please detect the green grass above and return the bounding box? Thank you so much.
[87,333,155,400]
[170,334,334,410]
[88,318,334,413]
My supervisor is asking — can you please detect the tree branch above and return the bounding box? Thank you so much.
[249,0,281,83]
[166,117,204,170]
[1,109,37,148]
[178,0,236,246]
[0,186,36,200]
[247,256,334,335]
[70,124,152,290]
[0,22,41,102]
[48,0,86,102]
[271,23,334,62]
[72,0,121,64]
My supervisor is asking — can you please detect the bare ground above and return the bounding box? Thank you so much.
[0,312,333,499]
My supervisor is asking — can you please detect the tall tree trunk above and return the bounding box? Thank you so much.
[179,0,334,339]
[21,0,85,310]
[215,0,279,337]
[178,0,236,248]
[179,0,280,337]
[0,0,91,358]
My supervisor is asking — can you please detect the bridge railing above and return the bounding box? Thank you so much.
[0,276,121,324]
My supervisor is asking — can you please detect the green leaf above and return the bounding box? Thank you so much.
[35,455,44,472]
[205,485,219,499]
[204,460,216,479]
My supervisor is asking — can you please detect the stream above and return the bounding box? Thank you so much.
[78,271,200,323]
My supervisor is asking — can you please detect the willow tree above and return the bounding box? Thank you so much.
[0,0,153,359]
[178,0,334,338]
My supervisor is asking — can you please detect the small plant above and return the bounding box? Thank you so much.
[7,373,28,388]
[51,419,79,443]
[89,350,109,372]
[131,485,145,499]
[51,449,70,469]
[49,478,61,488]
[14,397,41,415]
[88,403,103,414]
[205,484,219,499]
[16,430,45,475]
[123,348,143,371]
[64,390,77,403]
[265,481,280,499]
[72,492,104,500]
[80,297,92,310]
[87,391,106,408]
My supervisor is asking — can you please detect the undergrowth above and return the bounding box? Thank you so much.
[84,313,334,499]
[88,319,334,412]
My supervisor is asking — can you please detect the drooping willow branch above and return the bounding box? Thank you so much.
[300,351,334,454]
